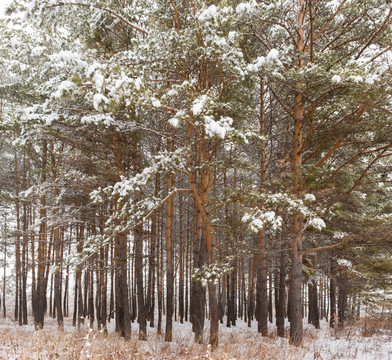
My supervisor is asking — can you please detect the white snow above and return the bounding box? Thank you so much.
[93,93,109,110]
[266,48,282,66]
[93,71,104,92]
[305,194,316,202]
[242,210,282,233]
[152,99,161,108]
[168,117,179,128]
[31,46,46,57]
[365,74,379,85]
[198,5,218,22]
[337,258,353,268]
[53,80,75,98]
[236,1,257,14]
[192,95,208,115]
[332,75,341,83]
[228,31,237,43]
[308,217,326,230]
[81,114,115,126]
[134,77,143,91]
[334,232,348,239]
[204,116,233,139]
[350,75,363,83]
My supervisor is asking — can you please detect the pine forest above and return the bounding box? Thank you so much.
[0,1,391,359]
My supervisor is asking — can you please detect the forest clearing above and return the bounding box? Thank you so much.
[0,0,392,358]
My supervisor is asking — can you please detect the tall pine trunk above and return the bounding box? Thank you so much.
[165,139,175,342]
[289,0,306,346]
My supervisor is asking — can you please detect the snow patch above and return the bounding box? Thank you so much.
[332,75,341,83]
[236,1,257,14]
[152,99,161,108]
[308,217,326,230]
[305,194,316,202]
[192,95,208,115]
[93,94,109,110]
[198,5,218,22]
[53,81,75,98]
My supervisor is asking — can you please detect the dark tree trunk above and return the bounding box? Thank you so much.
[256,232,268,336]
[165,159,174,342]
[33,140,49,330]
[157,211,163,334]
[21,192,28,325]
[100,244,108,334]
[330,260,337,328]
[268,270,273,323]
[2,240,6,318]
[146,174,159,328]
[109,241,114,322]
[114,231,132,339]
[135,194,147,340]
[88,262,94,329]
[308,281,320,329]
[276,252,286,338]
[226,272,231,328]
[289,215,303,346]
[191,211,206,343]
[72,272,78,327]
[178,193,185,324]
[338,269,348,327]
[185,207,190,323]
[83,271,88,320]
[247,258,254,327]
[63,262,69,318]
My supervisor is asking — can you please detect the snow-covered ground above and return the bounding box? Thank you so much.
[0,315,390,359]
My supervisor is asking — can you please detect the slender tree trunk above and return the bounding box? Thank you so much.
[83,269,88,320]
[63,245,70,319]
[77,225,85,329]
[276,252,286,337]
[157,209,163,334]
[256,78,268,336]
[247,257,254,327]
[34,140,49,330]
[147,174,159,328]
[135,190,147,340]
[338,267,348,327]
[100,242,108,334]
[185,206,190,322]
[88,259,94,329]
[226,272,231,328]
[72,269,78,327]
[21,158,28,325]
[178,193,184,324]
[14,147,21,325]
[330,259,337,328]
[256,231,268,336]
[165,138,175,342]
[109,240,114,322]
[95,258,101,330]
[2,230,6,318]
[308,280,320,329]
[50,143,64,331]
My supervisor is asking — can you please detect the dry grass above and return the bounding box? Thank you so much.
[0,327,280,360]
[0,316,390,360]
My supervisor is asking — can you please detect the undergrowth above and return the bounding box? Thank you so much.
[0,316,390,360]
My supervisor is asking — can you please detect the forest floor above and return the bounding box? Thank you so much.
[0,315,390,359]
